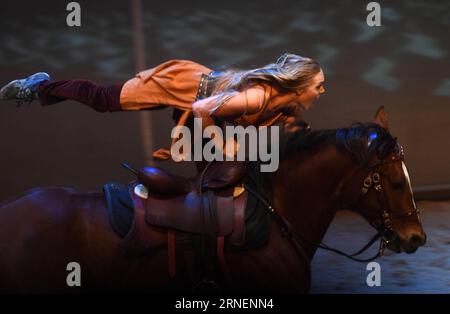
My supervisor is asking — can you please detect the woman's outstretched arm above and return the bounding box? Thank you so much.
[191,86,268,158]
[191,86,267,128]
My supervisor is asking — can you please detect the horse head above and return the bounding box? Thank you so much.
[340,106,426,254]
[269,106,426,262]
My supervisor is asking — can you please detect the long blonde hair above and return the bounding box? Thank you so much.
[210,53,321,111]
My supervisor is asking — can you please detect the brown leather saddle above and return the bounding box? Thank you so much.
[120,161,247,283]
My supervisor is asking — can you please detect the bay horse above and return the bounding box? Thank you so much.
[0,107,426,293]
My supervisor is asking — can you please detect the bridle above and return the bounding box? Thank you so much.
[356,146,420,257]
[244,143,421,268]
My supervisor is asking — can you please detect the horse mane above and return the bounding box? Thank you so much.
[280,121,398,165]
[244,121,399,192]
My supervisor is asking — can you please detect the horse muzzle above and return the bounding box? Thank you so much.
[386,231,426,254]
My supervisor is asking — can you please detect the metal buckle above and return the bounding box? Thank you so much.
[362,176,372,194]
[372,172,380,183]
[379,238,387,256]
[382,210,392,228]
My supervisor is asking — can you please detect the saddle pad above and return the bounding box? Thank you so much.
[103,183,134,238]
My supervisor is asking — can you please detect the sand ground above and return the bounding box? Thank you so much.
[311,200,450,293]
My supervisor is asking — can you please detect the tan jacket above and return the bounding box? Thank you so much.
[119,59,289,160]
[120,59,212,111]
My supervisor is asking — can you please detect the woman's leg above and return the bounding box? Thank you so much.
[38,80,124,112]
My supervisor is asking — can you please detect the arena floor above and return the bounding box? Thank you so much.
[311,200,450,293]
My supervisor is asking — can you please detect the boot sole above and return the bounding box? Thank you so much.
[0,80,21,100]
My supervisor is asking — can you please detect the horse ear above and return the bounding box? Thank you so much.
[374,106,389,129]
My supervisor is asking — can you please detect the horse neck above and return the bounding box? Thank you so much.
[270,145,356,260]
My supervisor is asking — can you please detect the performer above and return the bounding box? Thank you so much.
[0,53,325,160]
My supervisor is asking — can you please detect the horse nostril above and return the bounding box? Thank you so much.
[410,234,426,246]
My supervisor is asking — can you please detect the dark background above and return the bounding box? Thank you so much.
[0,0,449,200]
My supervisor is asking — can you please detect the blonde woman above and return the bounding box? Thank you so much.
[0,53,325,161]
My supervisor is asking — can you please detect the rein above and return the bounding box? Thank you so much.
[244,184,383,264]
[244,148,420,264]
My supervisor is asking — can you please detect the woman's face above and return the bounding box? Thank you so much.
[296,69,325,110]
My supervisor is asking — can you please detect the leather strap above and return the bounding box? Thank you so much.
[168,229,176,278]
[216,236,231,282]
[202,190,219,280]
[229,190,247,246]
[195,71,221,101]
